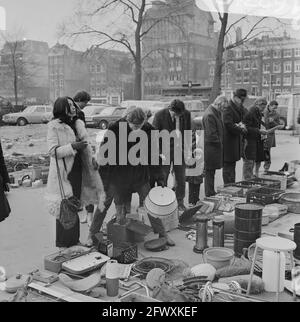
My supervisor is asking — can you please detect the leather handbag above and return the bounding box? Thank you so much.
[55,148,81,230]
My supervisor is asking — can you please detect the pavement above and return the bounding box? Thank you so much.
[0,131,300,302]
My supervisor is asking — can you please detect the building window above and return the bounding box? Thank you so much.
[263,75,269,86]
[244,60,250,70]
[263,63,270,73]
[236,50,242,58]
[236,72,242,84]
[210,66,215,76]
[295,75,300,85]
[284,61,292,73]
[251,73,258,84]
[243,71,250,84]
[251,50,258,56]
[90,65,96,73]
[275,77,281,86]
[283,49,292,57]
[251,86,258,96]
[295,48,300,57]
[273,62,281,73]
[236,61,242,70]
[283,75,291,85]
[252,61,258,69]
[263,49,271,58]
[273,49,281,58]
[244,50,251,57]
[295,61,300,72]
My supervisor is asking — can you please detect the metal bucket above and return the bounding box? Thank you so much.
[234,204,263,257]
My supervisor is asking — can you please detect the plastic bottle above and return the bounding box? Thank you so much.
[262,250,286,292]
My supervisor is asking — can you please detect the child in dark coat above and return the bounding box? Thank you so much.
[186,117,204,206]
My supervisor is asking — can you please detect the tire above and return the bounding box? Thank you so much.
[17,118,28,126]
[98,120,108,130]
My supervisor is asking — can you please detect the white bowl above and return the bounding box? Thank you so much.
[144,187,177,216]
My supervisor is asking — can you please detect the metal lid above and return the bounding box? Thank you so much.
[235,203,264,211]
[147,187,176,207]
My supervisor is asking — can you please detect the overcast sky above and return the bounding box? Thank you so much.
[0,0,75,46]
[0,0,298,51]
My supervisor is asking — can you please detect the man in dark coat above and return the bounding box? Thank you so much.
[0,140,11,222]
[100,107,175,246]
[203,96,227,197]
[261,100,283,172]
[153,99,191,212]
[242,97,268,180]
[223,89,248,184]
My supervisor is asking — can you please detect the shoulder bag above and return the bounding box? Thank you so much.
[55,147,81,230]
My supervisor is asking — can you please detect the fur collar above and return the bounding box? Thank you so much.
[48,119,74,132]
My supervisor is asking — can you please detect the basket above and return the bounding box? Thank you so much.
[233,181,265,197]
[260,172,288,190]
[248,177,281,189]
[216,185,243,197]
[113,242,138,264]
[279,193,300,214]
[246,187,285,206]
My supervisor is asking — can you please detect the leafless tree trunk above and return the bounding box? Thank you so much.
[60,0,188,100]
[209,1,286,104]
[0,30,42,106]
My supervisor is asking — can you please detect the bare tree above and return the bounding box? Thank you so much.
[60,0,190,100]
[0,30,43,106]
[209,0,287,103]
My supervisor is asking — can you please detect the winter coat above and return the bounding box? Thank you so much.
[0,140,11,222]
[203,105,224,170]
[264,107,281,149]
[45,119,78,218]
[153,108,192,161]
[243,105,265,161]
[223,100,248,163]
[186,129,204,185]
[75,119,105,211]
[99,119,164,188]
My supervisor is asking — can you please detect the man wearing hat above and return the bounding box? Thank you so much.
[223,89,248,184]
[242,97,268,180]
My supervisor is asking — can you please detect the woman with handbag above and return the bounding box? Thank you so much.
[45,97,88,249]
[0,139,11,223]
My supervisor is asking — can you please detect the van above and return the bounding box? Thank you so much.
[276,93,300,129]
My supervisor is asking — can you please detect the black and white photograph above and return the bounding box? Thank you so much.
[1,0,300,308]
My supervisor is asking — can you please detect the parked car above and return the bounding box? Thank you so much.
[93,106,127,129]
[83,104,111,127]
[2,105,53,126]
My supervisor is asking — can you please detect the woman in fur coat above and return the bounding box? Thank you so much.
[45,97,105,249]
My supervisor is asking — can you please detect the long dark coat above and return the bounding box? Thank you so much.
[202,105,224,170]
[0,141,11,222]
[243,105,265,161]
[104,119,164,188]
[264,107,280,149]
[153,107,192,161]
[223,100,248,163]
